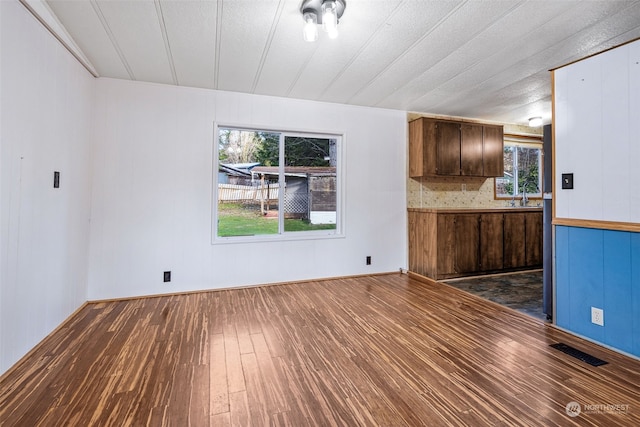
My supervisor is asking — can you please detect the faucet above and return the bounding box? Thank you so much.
[520,188,528,207]
[510,193,516,207]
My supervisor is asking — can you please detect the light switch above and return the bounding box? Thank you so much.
[561,173,573,189]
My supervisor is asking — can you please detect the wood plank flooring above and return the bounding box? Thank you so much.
[2,273,640,426]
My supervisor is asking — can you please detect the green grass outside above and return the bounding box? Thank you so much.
[217,203,336,237]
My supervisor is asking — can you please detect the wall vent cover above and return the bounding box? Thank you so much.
[550,343,608,366]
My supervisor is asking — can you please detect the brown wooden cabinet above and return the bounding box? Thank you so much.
[525,211,543,266]
[408,208,542,280]
[409,117,504,178]
[479,213,504,271]
[503,212,542,269]
[436,214,456,276]
[482,125,504,177]
[436,121,461,176]
[461,123,484,176]
[454,214,481,274]
[503,213,526,269]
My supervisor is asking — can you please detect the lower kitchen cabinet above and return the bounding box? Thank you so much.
[503,213,526,269]
[454,214,481,274]
[408,208,543,280]
[480,213,504,271]
[525,211,543,266]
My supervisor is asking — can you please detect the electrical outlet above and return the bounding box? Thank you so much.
[591,307,604,326]
[366,256,371,265]
[164,271,171,283]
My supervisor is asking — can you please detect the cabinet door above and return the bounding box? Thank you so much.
[409,119,425,178]
[436,122,461,176]
[483,125,504,177]
[461,123,484,176]
[409,118,438,177]
[503,213,526,269]
[525,211,543,266]
[480,213,504,271]
[437,214,456,276]
[454,214,480,274]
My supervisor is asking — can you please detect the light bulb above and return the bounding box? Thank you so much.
[303,12,318,42]
[322,1,338,35]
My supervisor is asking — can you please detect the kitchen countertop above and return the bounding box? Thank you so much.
[408,207,543,214]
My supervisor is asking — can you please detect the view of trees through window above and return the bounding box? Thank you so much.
[216,127,338,238]
[495,144,542,199]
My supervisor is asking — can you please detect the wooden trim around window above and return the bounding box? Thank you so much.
[503,133,543,142]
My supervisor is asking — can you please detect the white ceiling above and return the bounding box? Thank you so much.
[33,0,640,125]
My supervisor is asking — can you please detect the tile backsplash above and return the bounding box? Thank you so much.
[407,176,506,209]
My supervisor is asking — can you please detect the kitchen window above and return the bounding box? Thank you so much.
[495,136,542,201]
[213,125,342,242]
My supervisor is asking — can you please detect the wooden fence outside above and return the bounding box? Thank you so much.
[218,183,279,202]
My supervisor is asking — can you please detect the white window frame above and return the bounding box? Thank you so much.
[495,135,543,200]
[212,123,345,244]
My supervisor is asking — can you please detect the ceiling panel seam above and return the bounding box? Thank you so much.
[316,0,408,100]
[251,0,287,93]
[376,0,527,109]
[154,0,178,85]
[286,43,321,97]
[213,0,224,89]
[90,0,135,80]
[341,1,468,105]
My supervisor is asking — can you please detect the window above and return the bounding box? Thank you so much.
[495,136,542,200]
[214,125,341,241]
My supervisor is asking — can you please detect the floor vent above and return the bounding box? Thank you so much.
[550,343,608,367]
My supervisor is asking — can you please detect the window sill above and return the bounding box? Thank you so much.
[212,230,345,245]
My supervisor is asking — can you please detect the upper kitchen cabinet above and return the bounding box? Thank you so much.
[409,117,503,178]
[436,121,461,176]
[482,125,504,177]
[460,123,484,176]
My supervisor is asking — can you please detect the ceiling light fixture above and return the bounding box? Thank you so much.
[528,117,543,127]
[301,0,346,42]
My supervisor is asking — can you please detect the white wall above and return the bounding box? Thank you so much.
[0,0,407,374]
[554,39,640,222]
[1,1,94,373]
[88,78,407,300]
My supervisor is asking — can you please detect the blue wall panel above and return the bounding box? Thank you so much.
[631,234,640,356]
[603,231,633,353]
[568,227,604,341]
[555,226,570,328]
[555,226,640,358]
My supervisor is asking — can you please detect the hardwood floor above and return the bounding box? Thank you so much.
[2,273,640,426]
